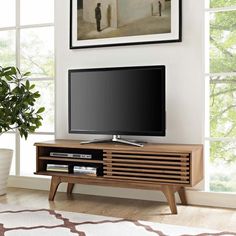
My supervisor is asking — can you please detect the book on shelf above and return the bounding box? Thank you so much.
[46,164,68,173]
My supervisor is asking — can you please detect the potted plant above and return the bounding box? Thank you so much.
[0,66,44,195]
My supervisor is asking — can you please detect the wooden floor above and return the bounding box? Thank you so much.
[0,187,236,232]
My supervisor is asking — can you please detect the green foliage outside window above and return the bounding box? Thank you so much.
[210,0,236,8]
[0,31,15,67]
[209,0,236,192]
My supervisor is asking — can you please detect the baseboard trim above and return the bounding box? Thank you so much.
[7,176,236,209]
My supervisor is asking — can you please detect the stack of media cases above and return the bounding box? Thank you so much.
[46,164,97,175]
[46,164,68,173]
[74,166,96,174]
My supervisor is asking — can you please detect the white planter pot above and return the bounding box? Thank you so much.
[0,149,13,195]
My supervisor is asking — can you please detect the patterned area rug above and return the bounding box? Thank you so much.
[0,203,235,236]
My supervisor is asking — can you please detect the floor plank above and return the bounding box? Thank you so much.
[0,187,235,232]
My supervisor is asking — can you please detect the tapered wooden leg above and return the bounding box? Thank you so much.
[178,187,187,205]
[162,185,177,214]
[49,176,61,201]
[67,183,75,195]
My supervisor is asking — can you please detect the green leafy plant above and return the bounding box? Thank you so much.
[0,66,45,139]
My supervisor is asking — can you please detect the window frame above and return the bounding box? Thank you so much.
[205,3,236,192]
[0,0,55,176]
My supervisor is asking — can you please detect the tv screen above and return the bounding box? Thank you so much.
[68,65,165,136]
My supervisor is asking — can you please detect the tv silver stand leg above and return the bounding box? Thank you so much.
[80,135,143,147]
[80,138,113,144]
[112,135,143,147]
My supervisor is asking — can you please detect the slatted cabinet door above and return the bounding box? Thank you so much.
[103,150,191,185]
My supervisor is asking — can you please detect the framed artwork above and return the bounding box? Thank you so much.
[70,0,182,49]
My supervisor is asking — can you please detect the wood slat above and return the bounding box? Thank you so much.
[103,154,189,161]
[104,171,190,180]
[104,175,190,184]
[104,158,189,166]
[103,167,189,175]
[105,162,190,170]
[104,150,190,156]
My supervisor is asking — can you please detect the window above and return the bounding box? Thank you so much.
[0,0,54,176]
[205,0,236,192]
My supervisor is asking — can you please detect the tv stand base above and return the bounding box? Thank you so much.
[80,135,144,147]
[34,140,203,215]
[49,175,187,214]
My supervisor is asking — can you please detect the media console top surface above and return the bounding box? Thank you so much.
[34,139,203,153]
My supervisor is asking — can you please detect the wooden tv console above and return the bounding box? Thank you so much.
[34,140,203,214]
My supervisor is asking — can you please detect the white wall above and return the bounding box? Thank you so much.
[55,0,205,145]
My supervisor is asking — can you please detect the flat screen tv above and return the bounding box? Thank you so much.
[68,65,165,146]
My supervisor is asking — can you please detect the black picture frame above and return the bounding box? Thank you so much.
[70,0,182,49]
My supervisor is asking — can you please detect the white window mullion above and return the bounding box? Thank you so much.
[27,77,54,82]
[0,27,16,32]
[15,0,20,68]
[205,137,236,142]
[206,72,236,77]
[204,141,210,191]
[204,5,210,192]
[20,23,54,29]
[205,5,236,13]
[33,132,55,135]
[15,0,21,176]
[15,132,21,176]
